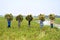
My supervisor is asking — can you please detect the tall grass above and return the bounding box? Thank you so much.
[0,17,60,40]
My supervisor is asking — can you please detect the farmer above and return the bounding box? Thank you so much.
[8,20,11,28]
[50,20,54,28]
[40,20,44,28]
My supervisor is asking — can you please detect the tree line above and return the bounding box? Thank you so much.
[5,13,55,28]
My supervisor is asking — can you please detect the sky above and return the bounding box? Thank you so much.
[0,0,60,16]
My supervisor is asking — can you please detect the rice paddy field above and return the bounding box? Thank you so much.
[0,17,60,40]
[55,18,60,24]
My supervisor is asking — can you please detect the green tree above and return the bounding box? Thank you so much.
[5,13,13,28]
[16,15,23,27]
[26,15,33,27]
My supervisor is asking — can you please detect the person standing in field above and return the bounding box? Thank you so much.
[16,14,23,27]
[50,20,54,28]
[49,14,55,28]
[39,14,45,28]
[5,13,13,28]
[26,15,33,27]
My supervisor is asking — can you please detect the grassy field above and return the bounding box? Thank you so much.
[0,17,60,40]
[55,18,60,24]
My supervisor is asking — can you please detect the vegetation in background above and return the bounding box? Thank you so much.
[55,18,60,24]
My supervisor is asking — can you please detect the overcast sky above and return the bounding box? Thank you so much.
[0,0,60,16]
